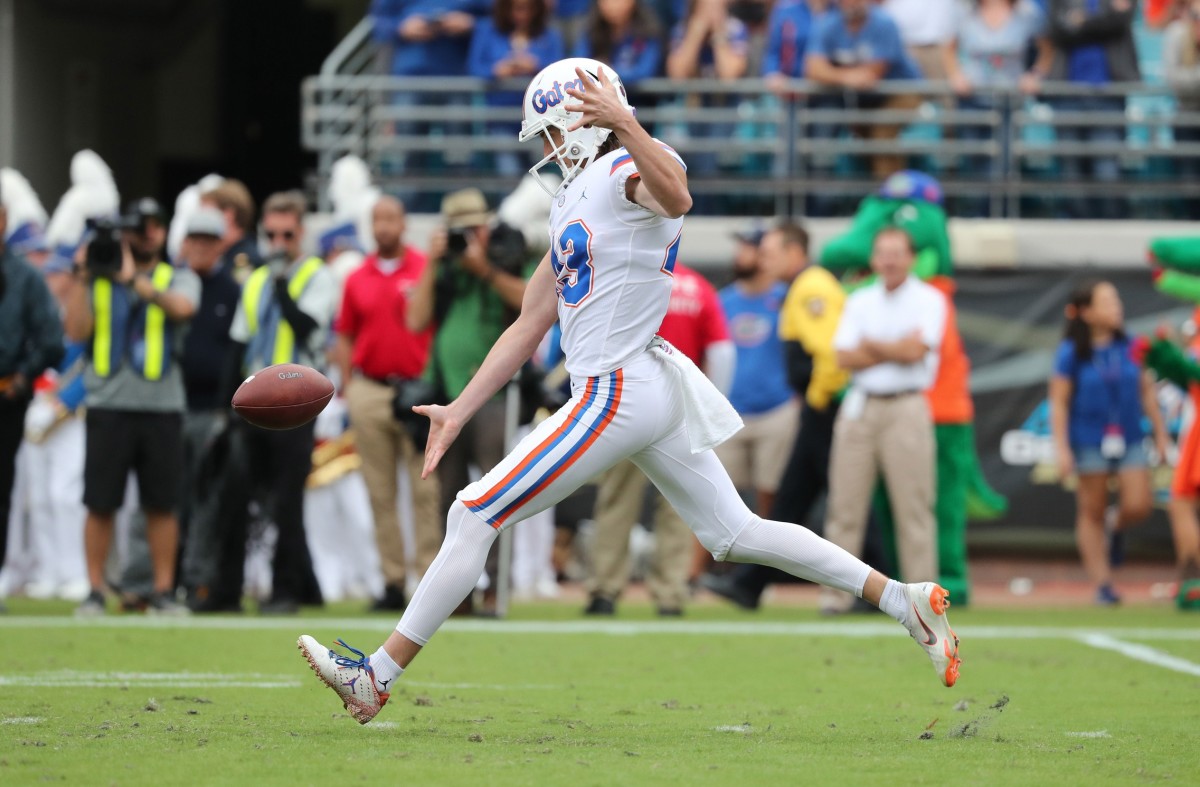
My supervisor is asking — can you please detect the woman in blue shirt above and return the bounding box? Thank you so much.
[1049,280,1169,605]
[940,0,1053,216]
[468,0,565,176]
[572,0,664,86]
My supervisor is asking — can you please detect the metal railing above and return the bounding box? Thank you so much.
[301,74,1200,218]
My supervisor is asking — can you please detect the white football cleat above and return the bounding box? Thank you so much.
[297,635,390,724]
[903,582,961,688]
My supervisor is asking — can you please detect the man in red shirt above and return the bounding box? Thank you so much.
[336,196,440,612]
[583,263,733,616]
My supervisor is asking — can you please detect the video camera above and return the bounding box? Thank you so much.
[84,198,165,278]
[83,216,138,278]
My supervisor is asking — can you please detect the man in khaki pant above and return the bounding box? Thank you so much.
[336,197,441,611]
[824,227,946,614]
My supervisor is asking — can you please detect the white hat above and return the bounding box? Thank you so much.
[185,206,226,238]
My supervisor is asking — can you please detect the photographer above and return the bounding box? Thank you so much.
[203,191,336,615]
[335,195,440,612]
[63,199,199,616]
[406,187,529,615]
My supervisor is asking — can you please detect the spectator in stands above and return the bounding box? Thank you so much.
[1146,0,1187,27]
[469,0,565,177]
[666,0,750,189]
[1049,280,1169,605]
[763,1,815,93]
[1045,0,1140,220]
[176,208,245,611]
[804,0,923,211]
[372,1,487,78]
[585,262,732,616]
[555,0,594,50]
[942,0,1053,217]
[336,196,439,613]
[884,0,957,84]
[822,227,942,615]
[212,191,336,615]
[573,0,664,89]
[406,188,530,616]
[200,179,261,285]
[667,0,749,81]
[729,0,775,76]
[1165,0,1200,219]
[370,1,490,200]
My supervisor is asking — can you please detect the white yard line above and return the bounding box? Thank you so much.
[1077,633,1200,677]
[0,616,1198,641]
[0,628,1194,689]
[0,671,300,688]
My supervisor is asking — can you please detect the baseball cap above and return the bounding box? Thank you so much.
[124,197,166,224]
[441,188,491,230]
[732,224,765,246]
[318,221,361,259]
[185,206,226,238]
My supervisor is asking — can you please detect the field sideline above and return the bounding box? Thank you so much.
[0,600,1196,785]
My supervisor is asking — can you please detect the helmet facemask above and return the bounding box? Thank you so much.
[520,121,610,198]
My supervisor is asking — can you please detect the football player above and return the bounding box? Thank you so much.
[299,57,962,724]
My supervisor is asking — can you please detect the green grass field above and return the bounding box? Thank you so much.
[0,601,1196,786]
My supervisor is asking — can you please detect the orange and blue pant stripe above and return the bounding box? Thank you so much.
[464,370,623,529]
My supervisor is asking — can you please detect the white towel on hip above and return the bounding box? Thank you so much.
[648,337,743,454]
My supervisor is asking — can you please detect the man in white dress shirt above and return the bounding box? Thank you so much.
[824,226,946,613]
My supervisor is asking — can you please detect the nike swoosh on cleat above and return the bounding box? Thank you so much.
[913,604,937,647]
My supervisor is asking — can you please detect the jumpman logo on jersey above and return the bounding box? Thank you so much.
[578,187,588,201]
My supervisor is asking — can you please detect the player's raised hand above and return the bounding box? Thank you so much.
[413,403,463,479]
[564,66,632,133]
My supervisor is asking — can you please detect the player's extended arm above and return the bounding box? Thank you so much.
[564,67,692,218]
[414,252,558,478]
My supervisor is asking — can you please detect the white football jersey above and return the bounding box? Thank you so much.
[548,143,686,378]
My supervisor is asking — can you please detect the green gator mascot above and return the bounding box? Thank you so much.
[1133,237,1200,610]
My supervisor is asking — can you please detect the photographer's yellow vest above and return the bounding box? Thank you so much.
[91,263,175,380]
[242,257,323,368]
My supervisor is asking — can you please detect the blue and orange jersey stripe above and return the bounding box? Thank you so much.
[608,143,687,176]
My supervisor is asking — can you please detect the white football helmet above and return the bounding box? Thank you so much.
[518,57,633,197]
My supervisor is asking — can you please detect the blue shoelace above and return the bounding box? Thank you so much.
[332,638,370,670]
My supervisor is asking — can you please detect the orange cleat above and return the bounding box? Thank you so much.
[903,582,961,687]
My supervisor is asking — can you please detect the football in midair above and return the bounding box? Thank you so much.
[231,363,335,430]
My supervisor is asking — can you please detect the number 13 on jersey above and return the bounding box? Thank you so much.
[553,220,594,308]
[553,222,682,308]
